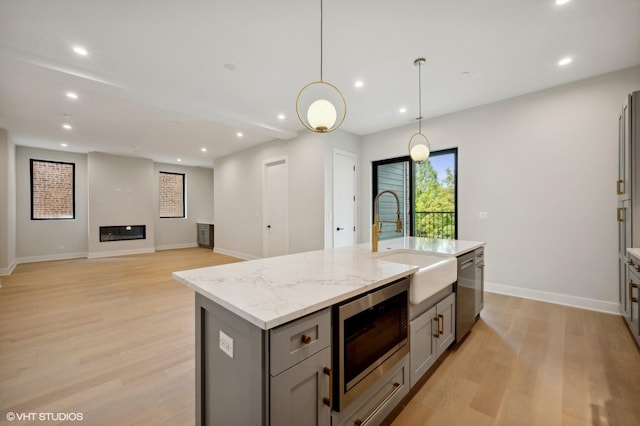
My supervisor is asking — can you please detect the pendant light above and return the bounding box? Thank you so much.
[408,58,431,163]
[296,0,346,133]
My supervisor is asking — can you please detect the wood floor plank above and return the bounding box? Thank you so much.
[2,249,640,425]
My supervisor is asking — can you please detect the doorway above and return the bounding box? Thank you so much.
[263,157,289,257]
[333,149,357,248]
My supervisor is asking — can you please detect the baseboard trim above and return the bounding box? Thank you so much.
[88,248,155,259]
[14,252,88,266]
[0,259,17,277]
[213,247,259,260]
[155,243,198,251]
[485,281,620,315]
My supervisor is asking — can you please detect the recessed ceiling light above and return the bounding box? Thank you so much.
[237,132,243,138]
[354,80,364,88]
[72,46,88,56]
[60,143,68,147]
[201,147,207,152]
[66,92,78,99]
[555,0,571,5]
[558,56,572,66]
[177,158,182,162]
[62,124,72,130]
[399,107,407,114]
[278,114,286,120]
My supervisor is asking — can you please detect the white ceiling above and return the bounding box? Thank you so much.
[1,0,639,167]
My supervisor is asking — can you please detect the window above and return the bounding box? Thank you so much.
[372,148,457,239]
[159,172,185,218]
[30,159,75,220]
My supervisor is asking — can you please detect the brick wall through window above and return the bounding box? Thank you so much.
[159,172,185,218]
[31,159,75,220]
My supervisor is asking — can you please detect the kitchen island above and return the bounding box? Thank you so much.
[173,237,484,425]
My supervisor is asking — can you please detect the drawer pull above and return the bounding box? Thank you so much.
[354,382,402,426]
[301,334,312,345]
[630,259,636,267]
[618,207,626,222]
[323,367,332,408]
[617,179,624,195]
[630,282,639,303]
[438,314,444,335]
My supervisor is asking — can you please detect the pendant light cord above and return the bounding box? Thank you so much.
[320,0,324,82]
[418,60,422,134]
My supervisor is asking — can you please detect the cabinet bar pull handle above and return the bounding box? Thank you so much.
[630,259,636,267]
[354,382,401,426]
[323,367,332,408]
[618,207,626,222]
[630,282,639,303]
[301,334,312,344]
[617,179,624,195]
[433,317,440,338]
[438,314,444,335]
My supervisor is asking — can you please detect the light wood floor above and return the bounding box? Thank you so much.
[1,248,639,425]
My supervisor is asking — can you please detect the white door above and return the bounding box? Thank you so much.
[333,150,356,248]
[263,158,289,257]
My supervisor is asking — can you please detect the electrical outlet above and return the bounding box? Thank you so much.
[219,330,234,359]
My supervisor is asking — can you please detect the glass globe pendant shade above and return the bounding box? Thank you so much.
[307,99,337,132]
[296,81,346,133]
[408,132,431,163]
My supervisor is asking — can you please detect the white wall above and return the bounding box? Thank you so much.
[0,128,17,275]
[153,163,214,250]
[359,66,640,313]
[88,152,155,257]
[214,131,330,259]
[15,146,88,262]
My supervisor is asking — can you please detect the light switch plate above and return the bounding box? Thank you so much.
[219,330,234,359]
[478,211,489,220]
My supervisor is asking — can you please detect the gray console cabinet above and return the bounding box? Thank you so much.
[409,292,455,388]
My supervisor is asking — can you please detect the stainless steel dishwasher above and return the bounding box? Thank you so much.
[456,251,476,341]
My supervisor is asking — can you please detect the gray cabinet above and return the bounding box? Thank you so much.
[270,347,331,426]
[627,254,640,340]
[269,308,332,426]
[618,91,640,348]
[474,247,485,317]
[198,223,214,248]
[409,292,455,388]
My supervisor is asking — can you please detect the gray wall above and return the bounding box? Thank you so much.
[6,148,214,265]
[0,129,16,275]
[153,162,214,249]
[88,152,156,257]
[359,66,640,313]
[213,129,360,259]
[15,146,89,261]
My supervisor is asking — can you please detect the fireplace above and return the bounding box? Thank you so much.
[100,225,146,242]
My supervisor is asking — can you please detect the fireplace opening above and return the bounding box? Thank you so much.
[100,225,146,242]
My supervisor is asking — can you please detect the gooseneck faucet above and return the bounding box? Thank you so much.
[372,190,403,252]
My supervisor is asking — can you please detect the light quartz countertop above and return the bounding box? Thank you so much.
[173,237,485,330]
[628,248,640,259]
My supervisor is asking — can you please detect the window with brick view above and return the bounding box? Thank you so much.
[30,159,76,220]
[159,172,185,218]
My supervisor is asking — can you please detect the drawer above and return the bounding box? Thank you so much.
[474,247,484,264]
[270,308,331,376]
[331,355,409,426]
